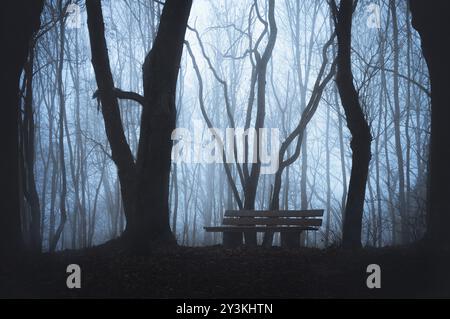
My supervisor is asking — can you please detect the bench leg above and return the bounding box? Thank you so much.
[223,232,243,248]
[281,232,302,249]
[262,231,275,248]
[244,231,257,247]
[300,231,306,247]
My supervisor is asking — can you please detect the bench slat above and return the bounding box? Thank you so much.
[222,217,322,226]
[204,226,319,232]
[224,210,324,218]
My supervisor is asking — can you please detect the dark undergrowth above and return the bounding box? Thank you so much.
[1,242,449,298]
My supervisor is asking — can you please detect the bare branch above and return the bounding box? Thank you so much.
[113,88,145,106]
[92,88,145,106]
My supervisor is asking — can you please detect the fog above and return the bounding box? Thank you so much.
[25,0,429,250]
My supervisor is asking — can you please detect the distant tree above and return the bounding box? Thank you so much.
[331,0,372,249]
[185,0,277,246]
[410,0,450,247]
[389,0,408,244]
[86,0,192,249]
[0,1,43,258]
[49,0,68,252]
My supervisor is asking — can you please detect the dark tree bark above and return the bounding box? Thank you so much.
[50,1,68,252]
[0,1,43,258]
[332,0,372,249]
[410,0,450,247]
[22,41,42,252]
[133,0,192,246]
[87,0,192,248]
[242,0,277,246]
[86,0,136,224]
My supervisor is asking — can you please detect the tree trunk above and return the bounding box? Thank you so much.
[333,0,372,249]
[410,0,450,247]
[87,0,192,249]
[243,0,277,247]
[86,0,137,226]
[132,0,192,246]
[22,42,42,253]
[390,0,408,244]
[50,2,68,252]
[0,0,43,258]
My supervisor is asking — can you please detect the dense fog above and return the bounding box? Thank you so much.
[21,0,429,251]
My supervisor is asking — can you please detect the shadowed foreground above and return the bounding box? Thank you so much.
[1,244,449,298]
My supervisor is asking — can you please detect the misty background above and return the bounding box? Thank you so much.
[24,0,429,250]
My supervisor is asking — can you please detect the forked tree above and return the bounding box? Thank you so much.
[86,0,193,248]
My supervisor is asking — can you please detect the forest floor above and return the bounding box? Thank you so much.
[1,242,449,298]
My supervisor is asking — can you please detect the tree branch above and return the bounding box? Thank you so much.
[92,88,145,106]
[113,88,145,106]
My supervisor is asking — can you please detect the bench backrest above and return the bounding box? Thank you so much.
[222,210,324,227]
[224,210,323,218]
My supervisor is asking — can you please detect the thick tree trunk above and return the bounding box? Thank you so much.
[87,0,192,248]
[333,0,372,249]
[22,43,42,252]
[410,0,450,247]
[0,1,43,258]
[131,0,192,247]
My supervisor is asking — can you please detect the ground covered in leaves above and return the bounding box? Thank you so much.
[1,242,449,298]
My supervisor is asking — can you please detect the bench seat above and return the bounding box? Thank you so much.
[204,209,324,248]
[204,226,319,232]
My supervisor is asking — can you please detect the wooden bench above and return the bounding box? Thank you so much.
[204,210,324,248]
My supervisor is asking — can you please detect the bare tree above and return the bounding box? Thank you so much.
[331,0,372,249]
[86,0,192,248]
